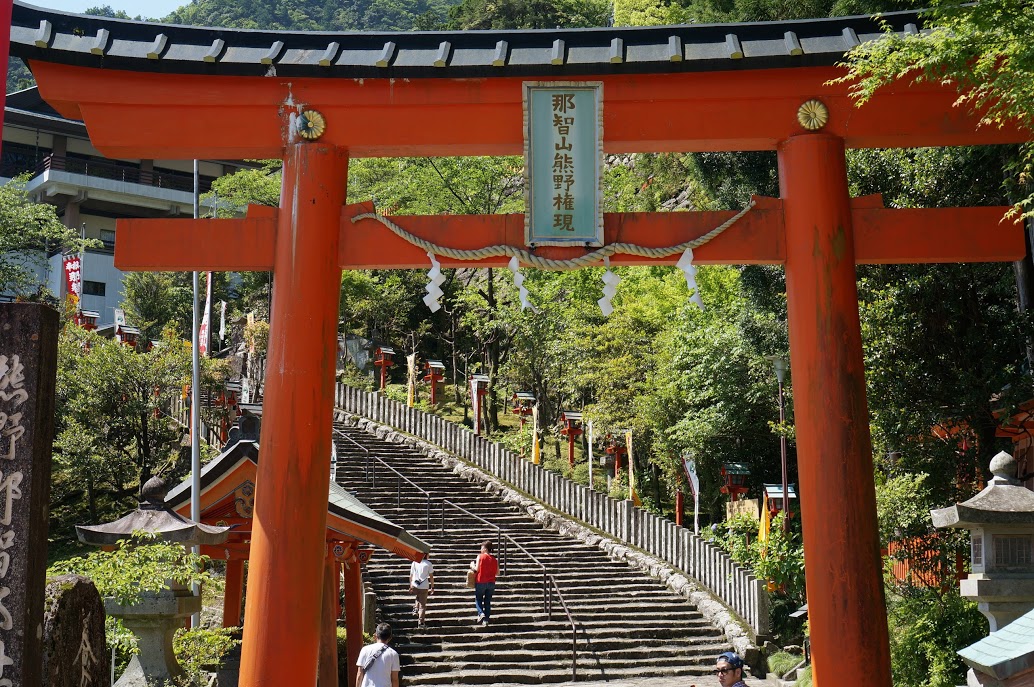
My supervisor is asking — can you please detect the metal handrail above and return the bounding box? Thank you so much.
[338,432,438,529]
[349,447,583,676]
[333,427,370,456]
[547,574,578,680]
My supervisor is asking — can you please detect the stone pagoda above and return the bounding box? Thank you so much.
[77,477,231,687]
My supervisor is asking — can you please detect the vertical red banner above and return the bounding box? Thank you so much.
[62,254,82,301]
[0,0,13,156]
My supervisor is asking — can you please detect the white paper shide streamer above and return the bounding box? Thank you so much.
[597,257,620,316]
[508,256,537,312]
[677,247,705,310]
[423,252,446,312]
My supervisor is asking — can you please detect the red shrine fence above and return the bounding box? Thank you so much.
[334,382,770,636]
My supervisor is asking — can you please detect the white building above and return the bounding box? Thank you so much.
[2,87,246,325]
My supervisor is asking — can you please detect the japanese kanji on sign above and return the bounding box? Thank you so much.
[523,82,603,247]
[62,255,82,300]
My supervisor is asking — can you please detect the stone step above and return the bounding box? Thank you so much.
[334,418,730,685]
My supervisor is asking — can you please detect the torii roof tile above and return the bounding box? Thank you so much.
[11,1,924,79]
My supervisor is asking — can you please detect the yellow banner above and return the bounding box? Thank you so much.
[758,493,771,557]
[532,404,541,464]
[627,430,641,507]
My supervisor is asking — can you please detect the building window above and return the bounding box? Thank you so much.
[82,281,106,297]
[972,534,983,567]
[100,229,115,247]
[994,535,1033,567]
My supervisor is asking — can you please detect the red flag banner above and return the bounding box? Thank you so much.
[62,254,82,300]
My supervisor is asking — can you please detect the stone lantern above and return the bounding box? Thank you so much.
[76,477,231,687]
[931,451,1034,632]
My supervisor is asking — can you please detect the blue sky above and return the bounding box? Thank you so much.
[27,0,186,19]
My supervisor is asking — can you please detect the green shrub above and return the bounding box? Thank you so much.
[887,587,986,687]
[707,512,806,643]
[48,532,213,684]
[173,627,240,684]
[767,650,803,678]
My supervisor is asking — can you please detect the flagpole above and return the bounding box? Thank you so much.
[190,160,202,627]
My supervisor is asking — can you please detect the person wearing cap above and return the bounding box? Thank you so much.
[716,651,747,687]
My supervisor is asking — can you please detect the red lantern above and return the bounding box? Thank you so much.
[423,360,445,405]
[720,462,751,502]
[559,411,584,469]
[373,346,395,391]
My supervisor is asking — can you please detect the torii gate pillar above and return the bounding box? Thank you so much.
[239,143,349,686]
[780,133,890,687]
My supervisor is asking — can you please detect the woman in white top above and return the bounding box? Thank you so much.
[409,552,434,628]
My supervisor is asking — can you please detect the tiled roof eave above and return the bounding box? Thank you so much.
[10,1,926,79]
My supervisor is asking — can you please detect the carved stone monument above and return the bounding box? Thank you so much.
[41,574,109,687]
[0,303,60,687]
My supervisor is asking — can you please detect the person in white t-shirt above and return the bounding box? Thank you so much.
[409,552,435,628]
[356,623,400,687]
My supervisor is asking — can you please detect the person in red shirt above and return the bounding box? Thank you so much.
[469,540,499,626]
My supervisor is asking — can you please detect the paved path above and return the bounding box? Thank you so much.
[493,676,770,687]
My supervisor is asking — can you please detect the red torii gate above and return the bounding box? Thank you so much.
[12,5,1029,687]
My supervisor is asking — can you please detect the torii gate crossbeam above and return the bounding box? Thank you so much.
[11,4,1030,686]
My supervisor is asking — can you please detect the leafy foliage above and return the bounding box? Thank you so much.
[0,177,94,298]
[173,626,241,685]
[49,532,212,606]
[709,512,807,640]
[49,532,218,683]
[838,0,1034,216]
[887,587,986,687]
[51,326,226,541]
[448,0,611,29]
[163,0,459,31]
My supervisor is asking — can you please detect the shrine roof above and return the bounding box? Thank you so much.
[4,85,86,136]
[11,1,924,79]
[958,606,1034,680]
[165,438,431,559]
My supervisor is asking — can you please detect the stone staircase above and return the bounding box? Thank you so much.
[332,421,733,685]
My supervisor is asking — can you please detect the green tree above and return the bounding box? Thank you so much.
[0,177,90,298]
[839,0,1034,213]
[52,328,223,539]
[448,0,611,29]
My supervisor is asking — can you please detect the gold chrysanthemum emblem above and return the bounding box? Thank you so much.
[297,109,326,140]
[796,99,829,131]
